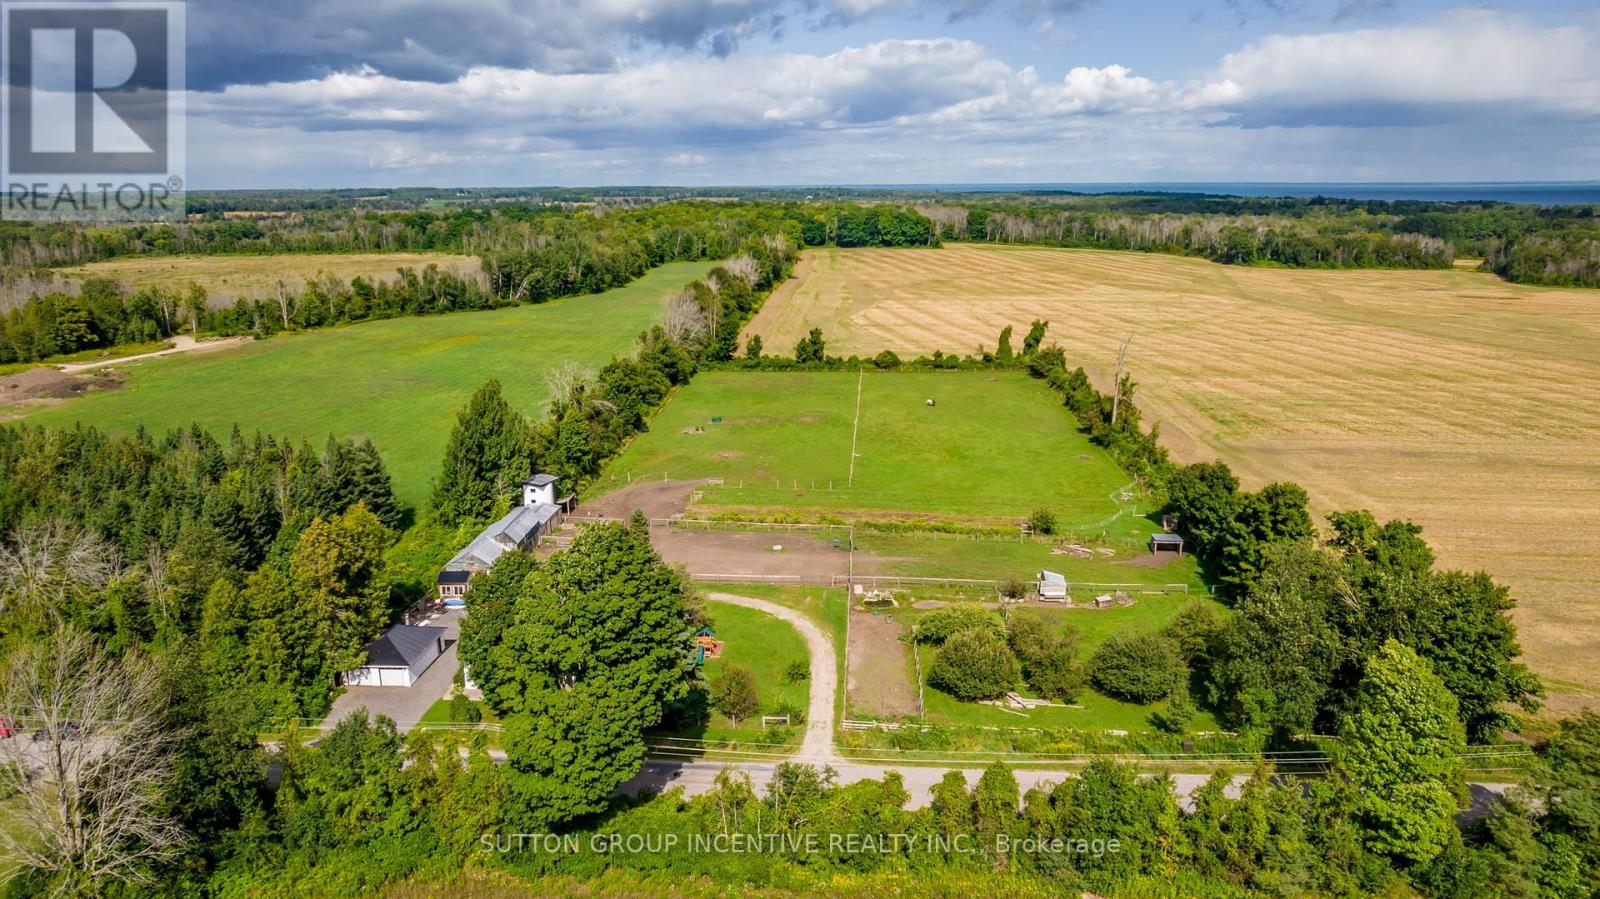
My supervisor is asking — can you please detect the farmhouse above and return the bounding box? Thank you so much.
[435,473,566,602]
[341,624,448,688]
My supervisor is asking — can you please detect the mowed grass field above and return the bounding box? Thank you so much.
[22,261,717,509]
[60,252,483,306]
[745,244,1600,711]
[595,370,1139,528]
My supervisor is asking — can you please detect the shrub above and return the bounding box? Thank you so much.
[873,349,902,369]
[770,699,806,725]
[711,666,760,724]
[929,628,1020,701]
[448,691,482,723]
[999,575,1030,601]
[1150,691,1195,734]
[784,659,810,683]
[1090,632,1187,704]
[1028,509,1057,536]
[915,606,1005,645]
[1008,614,1084,702]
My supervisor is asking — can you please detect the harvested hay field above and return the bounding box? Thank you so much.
[59,252,483,306]
[746,244,1600,711]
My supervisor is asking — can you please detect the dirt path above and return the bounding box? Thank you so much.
[707,592,837,764]
[58,335,252,373]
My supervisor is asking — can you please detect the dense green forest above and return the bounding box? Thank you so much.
[5,194,1599,364]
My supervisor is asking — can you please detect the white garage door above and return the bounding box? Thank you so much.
[375,667,414,687]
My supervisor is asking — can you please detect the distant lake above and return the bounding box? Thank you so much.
[885,182,1600,206]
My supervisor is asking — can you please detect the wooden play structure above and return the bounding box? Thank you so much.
[694,627,724,663]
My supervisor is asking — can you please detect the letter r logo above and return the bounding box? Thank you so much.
[3,1,181,174]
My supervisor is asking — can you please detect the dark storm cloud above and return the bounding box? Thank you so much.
[185,0,789,90]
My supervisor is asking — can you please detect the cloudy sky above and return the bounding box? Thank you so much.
[182,0,1600,187]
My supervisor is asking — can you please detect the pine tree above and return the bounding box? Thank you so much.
[352,439,403,528]
[431,380,533,526]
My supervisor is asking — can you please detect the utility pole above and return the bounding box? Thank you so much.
[1111,333,1133,425]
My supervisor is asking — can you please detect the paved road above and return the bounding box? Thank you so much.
[59,335,252,373]
[705,592,837,763]
[618,757,1514,817]
[324,609,462,732]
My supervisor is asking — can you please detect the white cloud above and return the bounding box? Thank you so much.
[184,9,1600,185]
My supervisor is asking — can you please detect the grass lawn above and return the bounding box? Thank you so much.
[699,601,810,727]
[595,370,1135,528]
[900,594,1228,734]
[21,261,716,508]
[700,583,848,723]
[418,697,500,727]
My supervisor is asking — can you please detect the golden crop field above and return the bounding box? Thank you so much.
[60,252,483,306]
[746,244,1600,711]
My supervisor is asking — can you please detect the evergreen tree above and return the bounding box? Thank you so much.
[431,380,533,526]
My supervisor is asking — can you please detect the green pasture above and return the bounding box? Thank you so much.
[596,370,1136,527]
[19,261,716,508]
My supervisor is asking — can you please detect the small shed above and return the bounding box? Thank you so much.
[1150,533,1184,555]
[341,624,447,688]
[1037,570,1069,601]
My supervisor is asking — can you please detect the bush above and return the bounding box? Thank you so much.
[770,699,806,725]
[711,666,760,724]
[1008,614,1084,702]
[1090,632,1187,704]
[999,575,1029,601]
[1028,509,1057,536]
[1150,691,1195,734]
[448,691,482,723]
[784,659,809,683]
[929,628,1019,701]
[872,349,902,369]
[915,605,1005,645]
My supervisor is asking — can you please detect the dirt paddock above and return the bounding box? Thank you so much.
[847,607,920,718]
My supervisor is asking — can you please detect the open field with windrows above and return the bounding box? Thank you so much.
[59,252,484,305]
[594,370,1143,530]
[745,244,1600,711]
[17,261,718,508]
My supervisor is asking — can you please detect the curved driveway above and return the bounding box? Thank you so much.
[705,592,837,764]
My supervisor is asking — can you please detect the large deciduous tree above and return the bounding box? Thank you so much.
[485,523,693,827]
[0,628,188,891]
[1335,640,1466,866]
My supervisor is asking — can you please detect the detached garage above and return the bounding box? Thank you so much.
[341,624,447,688]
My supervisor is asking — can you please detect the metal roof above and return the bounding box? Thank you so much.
[523,473,558,487]
[1150,534,1184,544]
[445,503,560,570]
[1038,570,1067,585]
[362,624,446,668]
